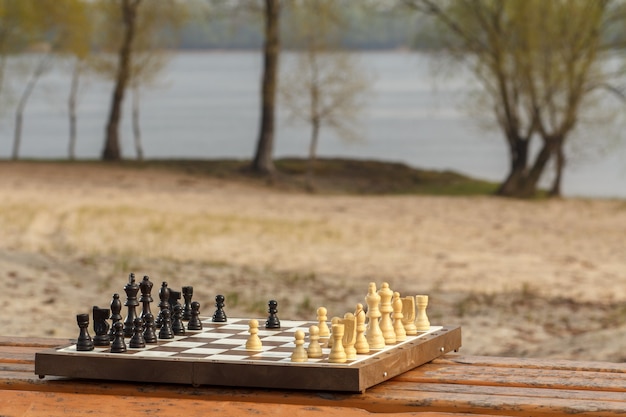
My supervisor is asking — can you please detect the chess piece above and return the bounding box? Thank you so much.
[168,289,182,316]
[354,303,369,354]
[139,275,153,320]
[109,293,122,341]
[265,300,280,329]
[143,312,158,344]
[156,281,170,328]
[123,273,140,337]
[342,313,357,360]
[327,317,341,348]
[392,292,407,342]
[245,319,263,351]
[401,296,417,335]
[129,317,146,348]
[307,325,322,358]
[415,295,430,331]
[92,306,111,347]
[172,304,186,335]
[365,282,385,349]
[76,313,94,351]
[212,294,227,322]
[378,282,396,345]
[187,301,203,331]
[316,306,330,338]
[328,323,346,363]
[158,309,174,339]
[110,321,127,353]
[182,286,194,320]
[290,330,308,362]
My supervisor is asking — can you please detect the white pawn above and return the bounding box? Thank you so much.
[415,295,430,331]
[327,316,341,348]
[245,319,263,351]
[291,330,308,362]
[307,325,323,358]
[328,323,346,363]
[392,292,407,342]
[317,307,330,338]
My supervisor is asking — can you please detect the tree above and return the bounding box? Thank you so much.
[251,0,280,175]
[280,0,371,190]
[407,0,622,198]
[102,0,142,161]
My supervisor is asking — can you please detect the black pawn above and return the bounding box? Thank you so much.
[172,304,186,336]
[158,309,174,339]
[212,294,227,322]
[265,299,281,329]
[187,301,203,331]
[123,273,140,337]
[182,286,193,320]
[143,312,158,344]
[76,313,94,351]
[129,317,146,348]
[139,275,154,319]
[110,321,127,353]
[109,293,122,341]
[156,282,170,328]
[92,306,111,347]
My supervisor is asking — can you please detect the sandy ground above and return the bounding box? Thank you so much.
[0,162,625,362]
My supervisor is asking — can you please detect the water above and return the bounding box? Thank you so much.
[2,51,625,198]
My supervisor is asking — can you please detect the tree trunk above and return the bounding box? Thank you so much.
[495,136,529,197]
[549,142,565,197]
[102,0,142,161]
[306,118,320,192]
[68,59,81,160]
[132,81,143,161]
[251,0,280,175]
[12,54,50,161]
[517,139,558,198]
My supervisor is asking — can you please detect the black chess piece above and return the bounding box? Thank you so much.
[143,312,158,344]
[109,293,122,341]
[158,309,174,339]
[92,306,111,347]
[139,275,154,320]
[156,281,170,329]
[168,289,182,316]
[187,301,203,331]
[172,304,185,336]
[110,321,127,353]
[129,317,146,348]
[212,294,227,322]
[123,273,140,337]
[182,286,193,320]
[265,299,281,329]
[76,313,94,351]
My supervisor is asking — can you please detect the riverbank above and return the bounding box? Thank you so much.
[1,160,624,361]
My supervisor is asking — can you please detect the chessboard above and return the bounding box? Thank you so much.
[35,317,461,392]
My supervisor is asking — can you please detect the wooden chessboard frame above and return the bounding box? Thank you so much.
[35,319,461,393]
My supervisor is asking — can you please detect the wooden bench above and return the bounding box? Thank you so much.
[1,336,624,417]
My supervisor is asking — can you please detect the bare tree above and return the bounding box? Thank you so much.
[251,0,280,175]
[407,0,622,197]
[280,0,371,190]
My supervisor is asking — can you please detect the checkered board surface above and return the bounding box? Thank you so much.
[56,318,445,365]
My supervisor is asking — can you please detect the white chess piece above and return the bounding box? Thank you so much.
[307,325,323,358]
[245,319,263,351]
[342,313,357,360]
[291,330,308,362]
[317,306,330,338]
[378,282,396,345]
[401,296,417,335]
[365,282,385,349]
[354,303,369,354]
[392,292,407,342]
[415,295,430,331]
[328,323,346,363]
